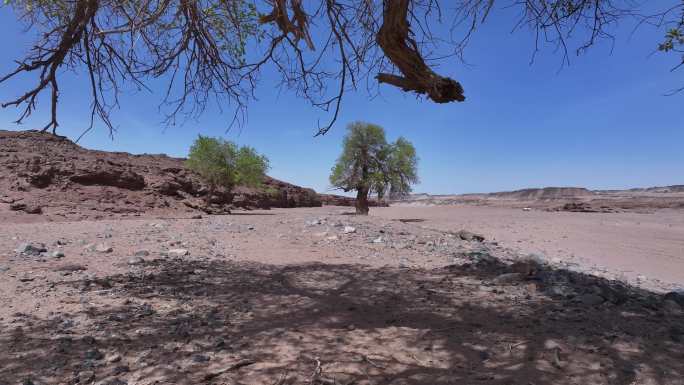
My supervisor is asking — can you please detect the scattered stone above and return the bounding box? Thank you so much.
[111,365,130,375]
[306,219,322,226]
[100,379,127,385]
[127,256,145,265]
[95,244,113,253]
[134,250,150,257]
[106,354,122,364]
[0,266,9,273]
[664,290,684,307]
[85,348,104,360]
[580,293,605,306]
[18,274,35,282]
[24,205,43,214]
[15,242,47,256]
[191,214,203,219]
[372,236,383,243]
[77,371,95,383]
[492,273,523,285]
[455,230,485,242]
[548,284,575,298]
[9,202,27,211]
[192,354,211,363]
[51,251,65,259]
[468,251,497,265]
[343,226,356,234]
[326,235,339,241]
[168,248,189,257]
[55,264,87,273]
[511,255,544,277]
[247,225,255,230]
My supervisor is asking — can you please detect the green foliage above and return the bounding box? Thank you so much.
[386,137,419,199]
[186,135,269,193]
[658,2,684,70]
[330,122,418,200]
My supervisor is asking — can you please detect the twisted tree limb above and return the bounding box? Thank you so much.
[376,0,465,103]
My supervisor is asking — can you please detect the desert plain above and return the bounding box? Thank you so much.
[1,131,684,385]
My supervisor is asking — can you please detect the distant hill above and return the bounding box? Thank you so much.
[488,187,594,200]
[395,185,684,211]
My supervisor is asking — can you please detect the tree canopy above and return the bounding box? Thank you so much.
[186,135,269,203]
[330,121,418,214]
[1,1,682,136]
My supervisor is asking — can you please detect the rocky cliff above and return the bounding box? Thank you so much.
[0,130,321,219]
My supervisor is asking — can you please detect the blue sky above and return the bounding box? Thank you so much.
[0,4,682,194]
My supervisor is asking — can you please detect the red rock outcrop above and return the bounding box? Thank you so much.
[0,130,321,218]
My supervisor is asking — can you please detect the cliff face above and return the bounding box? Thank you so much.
[0,130,320,218]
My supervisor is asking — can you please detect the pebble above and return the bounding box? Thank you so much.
[78,371,95,383]
[18,274,35,282]
[15,242,47,256]
[95,244,113,253]
[343,226,356,234]
[192,354,210,363]
[168,248,189,256]
[107,354,122,363]
[52,251,65,259]
[492,273,523,285]
[84,348,104,360]
[127,256,145,265]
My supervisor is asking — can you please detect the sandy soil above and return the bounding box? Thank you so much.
[375,205,684,289]
[1,207,683,385]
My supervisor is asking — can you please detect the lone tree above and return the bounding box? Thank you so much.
[186,135,269,210]
[330,122,418,215]
[0,1,682,136]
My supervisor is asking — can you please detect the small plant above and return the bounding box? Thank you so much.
[186,135,269,207]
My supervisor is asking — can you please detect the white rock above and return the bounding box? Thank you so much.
[343,226,356,234]
[168,248,189,256]
[95,244,113,253]
[128,256,145,265]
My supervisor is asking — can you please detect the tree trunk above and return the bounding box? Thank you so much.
[356,185,370,215]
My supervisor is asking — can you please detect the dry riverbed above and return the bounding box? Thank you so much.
[1,206,683,385]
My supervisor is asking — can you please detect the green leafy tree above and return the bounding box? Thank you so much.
[330,122,418,215]
[186,135,269,208]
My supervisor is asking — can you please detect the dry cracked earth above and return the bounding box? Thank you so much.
[1,207,683,385]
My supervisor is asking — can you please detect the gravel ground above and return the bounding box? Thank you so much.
[1,206,683,385]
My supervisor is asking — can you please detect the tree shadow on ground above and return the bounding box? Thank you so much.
[1,257,683,385]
